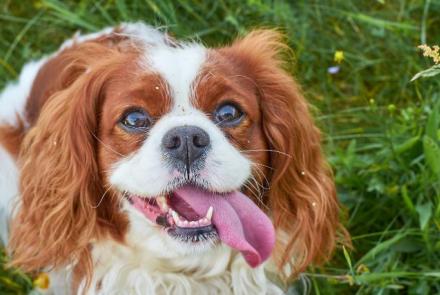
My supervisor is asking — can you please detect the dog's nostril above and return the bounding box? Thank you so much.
[163,135,181,150]
[170,136,181,149]
[193,134,209,148]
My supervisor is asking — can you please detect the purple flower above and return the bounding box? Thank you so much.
[328,66,340,74]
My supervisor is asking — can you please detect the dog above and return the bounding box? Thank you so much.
[0,22,343,294]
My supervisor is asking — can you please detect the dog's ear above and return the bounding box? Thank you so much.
[227,30,347,278]
[9,43,127,282]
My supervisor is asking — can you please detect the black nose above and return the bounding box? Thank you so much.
[162,126,210,168]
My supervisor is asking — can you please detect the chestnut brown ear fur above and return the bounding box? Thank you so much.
[8,43,130,285]
[225,30,348,279]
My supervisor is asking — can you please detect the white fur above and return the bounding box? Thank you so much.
[0,146,19,245]
[59,27,115,51]
[146,42,206,113]
[0,57,48,127]
[0,22,282,294]
[119,22,169,47]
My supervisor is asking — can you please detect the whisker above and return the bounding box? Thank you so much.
[92,183,113,208]
[251,164,271,191]
[250,176,264,197]
[91,132,124,157]
[246,176,262,196]
[215,117,230,126]
[252,162,274,171]
[242,182,260,204]
[242,179,269,210]
[241,149,292,158]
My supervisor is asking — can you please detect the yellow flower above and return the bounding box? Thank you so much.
[418,44,440,64]
[334,50,344,63]
[33,272,50,290]
[356,264,370,274]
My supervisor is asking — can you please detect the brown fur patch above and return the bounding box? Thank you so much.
[211,30,349,279]
[9,33,150,290]
[9,29,175,292]
[26,30,134,125]
[193,52,270,201]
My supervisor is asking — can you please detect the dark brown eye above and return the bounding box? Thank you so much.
[120,109,151,132]
[214,103,244,127]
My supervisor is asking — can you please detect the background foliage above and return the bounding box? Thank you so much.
[1,0,440,294]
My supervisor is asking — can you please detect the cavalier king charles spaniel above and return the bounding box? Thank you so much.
[0,23,343,294]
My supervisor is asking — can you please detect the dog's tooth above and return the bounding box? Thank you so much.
[168,215,175,225]
[190,221,197,227]
[206,206,213,221]
[182,220,189,227]
[157,196,168,211]
[171,210,180,224]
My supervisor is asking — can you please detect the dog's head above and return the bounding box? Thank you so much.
[10,24,342,284]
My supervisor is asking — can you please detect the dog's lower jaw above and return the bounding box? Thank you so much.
[78,241,283,295]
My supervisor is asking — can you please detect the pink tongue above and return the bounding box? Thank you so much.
[173,186,275,267]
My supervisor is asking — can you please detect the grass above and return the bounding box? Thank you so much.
[1,0,440,294]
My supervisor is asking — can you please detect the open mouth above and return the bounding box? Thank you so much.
[125,185,276,268]
[127,193,218,244]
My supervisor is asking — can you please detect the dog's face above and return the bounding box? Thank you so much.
[96,43,274,264]
[10,26,342,283]
[104,47,264,196]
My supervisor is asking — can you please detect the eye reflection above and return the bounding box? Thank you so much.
[120,109,151,132]
[214,103,244,127]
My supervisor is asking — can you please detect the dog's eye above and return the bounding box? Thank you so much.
[120,109,151,132]
[214,103,244,127]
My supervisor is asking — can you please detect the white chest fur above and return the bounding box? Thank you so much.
[83,240,283,295]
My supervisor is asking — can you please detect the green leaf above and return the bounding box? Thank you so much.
[357,232,407,265]
[394,136,420,155]
[401,185,416,215]
[426,100,440,141]
[391,237,423,253]
[343,12,417,31]
[356,271,440,284]
[416,202,432,230]
[423,135,440,177]
[342,246,355,277]
[411,64,440,81]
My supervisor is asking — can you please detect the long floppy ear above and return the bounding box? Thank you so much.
[9,46,126,280]
[228,30,347,278]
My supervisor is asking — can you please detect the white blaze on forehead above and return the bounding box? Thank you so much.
[143,44,206,113]
[110,32,252,198]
